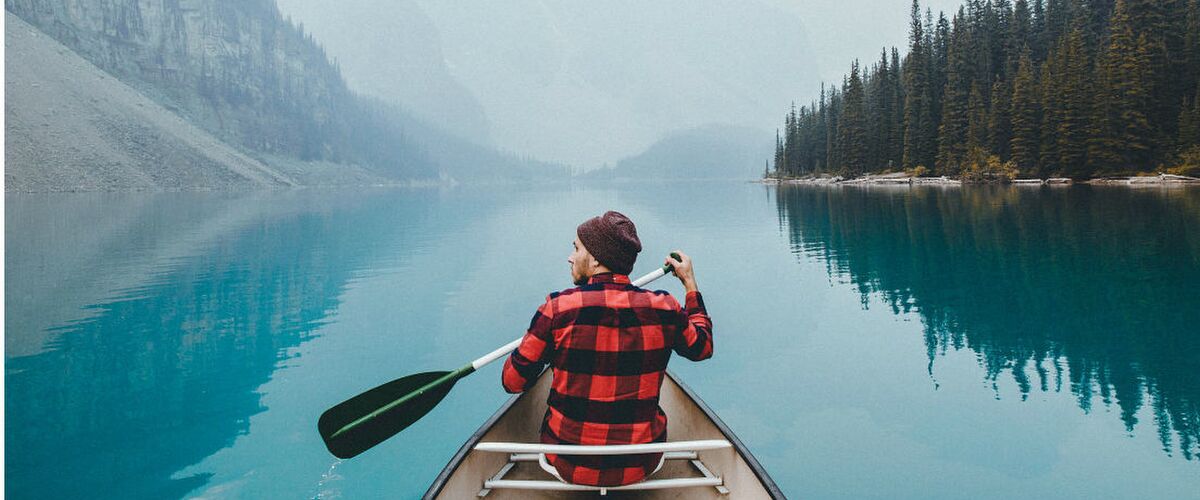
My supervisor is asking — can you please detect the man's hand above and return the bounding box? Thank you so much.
[666,251,698,293]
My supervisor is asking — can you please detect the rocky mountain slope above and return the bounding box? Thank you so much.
[8,14,281,191]
[6,0,441,179]
[5,0,564,191]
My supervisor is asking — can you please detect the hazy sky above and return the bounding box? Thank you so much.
[277,0,966,168]
[767,0,965,91]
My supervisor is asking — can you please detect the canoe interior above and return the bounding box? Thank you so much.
[425,370,783,499]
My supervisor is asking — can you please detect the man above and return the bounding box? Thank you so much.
[501,210,713,487]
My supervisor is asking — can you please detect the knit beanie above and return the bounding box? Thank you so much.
[576,211,641,275]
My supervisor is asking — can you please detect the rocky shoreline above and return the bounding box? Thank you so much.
[760,172,1200,187]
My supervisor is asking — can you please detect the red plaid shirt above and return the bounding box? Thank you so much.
[501,272,713,487]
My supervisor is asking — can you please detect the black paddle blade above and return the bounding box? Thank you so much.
[318,371,456,459]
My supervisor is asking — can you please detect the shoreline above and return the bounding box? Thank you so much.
[760,172,1200,187]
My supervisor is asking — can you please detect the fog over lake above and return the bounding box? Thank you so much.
[274,0,962,168]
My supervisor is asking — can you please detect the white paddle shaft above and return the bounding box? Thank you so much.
[469,264,673,371]
[472,338,523,370]
[632,267,667,287]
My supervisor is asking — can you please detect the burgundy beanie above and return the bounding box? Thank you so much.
[576,211,641,275]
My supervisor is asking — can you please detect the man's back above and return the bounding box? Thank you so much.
[502,272,713,487]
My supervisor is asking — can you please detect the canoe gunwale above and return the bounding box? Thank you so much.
[422,372,528,500]
[667,372,785,499]
[422,369,785,499]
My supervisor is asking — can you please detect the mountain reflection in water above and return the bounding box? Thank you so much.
[775,185,1200,461]
[3,190,489,499]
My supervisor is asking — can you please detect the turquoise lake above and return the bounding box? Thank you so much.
[5,183,1200,499]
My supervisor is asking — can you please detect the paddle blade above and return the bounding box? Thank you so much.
[318,371,457,459]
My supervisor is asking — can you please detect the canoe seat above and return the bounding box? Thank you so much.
[473,440,732,496]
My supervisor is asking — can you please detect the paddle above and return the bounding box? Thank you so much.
[318,254,681,459]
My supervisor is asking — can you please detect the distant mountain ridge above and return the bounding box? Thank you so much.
[411,0,818,167]
[593,124,772,180]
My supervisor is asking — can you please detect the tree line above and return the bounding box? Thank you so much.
[774,0,1200,179]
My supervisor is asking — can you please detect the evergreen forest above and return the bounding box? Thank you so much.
[773,0,1200,179]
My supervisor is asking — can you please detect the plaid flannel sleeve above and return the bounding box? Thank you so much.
[502,295,556,393]
[672,291,713,361]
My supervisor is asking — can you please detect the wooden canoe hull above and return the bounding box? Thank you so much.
[424,370,784,499]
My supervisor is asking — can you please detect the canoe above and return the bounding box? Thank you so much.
[424,369,784,499]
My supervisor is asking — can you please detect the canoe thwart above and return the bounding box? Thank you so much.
[508,451,698,462]
[474,439,732,455]
[483,477,725,493]
[476,440,733,496]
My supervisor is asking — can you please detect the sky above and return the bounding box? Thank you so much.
[767,0,965,89]
[276,0,967,168]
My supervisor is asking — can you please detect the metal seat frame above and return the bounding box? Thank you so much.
[473,440,732,497]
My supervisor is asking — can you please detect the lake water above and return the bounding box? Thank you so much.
[5,183,1199,499]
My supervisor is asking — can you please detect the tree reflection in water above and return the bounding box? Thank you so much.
[775,185,1200,461]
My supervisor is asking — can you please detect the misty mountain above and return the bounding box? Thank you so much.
[274,0,491,144]
[5,12,317,192]
[6,0,564,189]
[422,0,817,168]
[277,0,818,169]
[592,124,773,180]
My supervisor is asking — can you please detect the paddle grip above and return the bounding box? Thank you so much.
[663,252,682,274]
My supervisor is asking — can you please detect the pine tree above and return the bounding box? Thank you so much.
[1057,28,1092,176]
[990,79,1013,160]
[1126,0,1171,158]
[775,129,785,173]
[1044,0,1069,53]
[967,83,989,150]
[966,1,994,86]
[931,12,952,138]
[1032,0,1048,60]
[784,102,801,174]
[1164,0,1193,118]
[870,50,895,171]
[1011,0,1033,76]
[1089,0,1154,173]
[994,0,1015,81]
[890,48,906,168]
[1136,31,1168,161]
[1081,0,1115,50]
[937,10,971,173]
[838,62,869,175]
[903,0,935,169]
[1039,41,1064,174]
[925,7,937,58]
[1010,51,1041,173]
[1179,88,1200,148]
[826,87,842,171]
[816,84,829,172]
[1185,1,1200,91]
